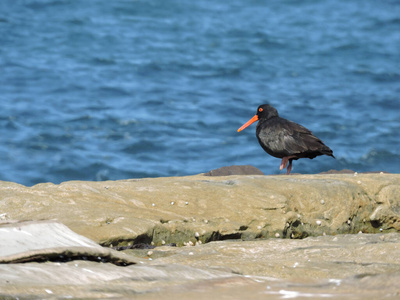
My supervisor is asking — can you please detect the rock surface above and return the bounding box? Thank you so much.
[1,172,399,247]
[204,164,264,176]
[1,232,399,299]
[0,170,399,299]
[0,220,137,265]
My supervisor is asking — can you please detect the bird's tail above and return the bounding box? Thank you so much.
[322,147,335,158]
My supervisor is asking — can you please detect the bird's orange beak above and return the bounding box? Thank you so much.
[237,115,259,132]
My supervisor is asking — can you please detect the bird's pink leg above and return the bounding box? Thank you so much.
[286,159,293,175]
[280,156,296,174]
[280,157,288,170]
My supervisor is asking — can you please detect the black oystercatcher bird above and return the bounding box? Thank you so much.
[237,104,335,174]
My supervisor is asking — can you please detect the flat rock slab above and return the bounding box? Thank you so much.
[144,232,400,279]
[0,173,399,247]
[0,260,244,299]
[0,220,138,265]
[0,233,399,299]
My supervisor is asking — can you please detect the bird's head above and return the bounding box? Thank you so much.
[237,104,279,132]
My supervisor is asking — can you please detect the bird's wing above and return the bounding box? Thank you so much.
[283,120,330,155]
[258,118,326,156]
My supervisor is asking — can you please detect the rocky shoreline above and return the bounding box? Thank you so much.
[0,167,399,299]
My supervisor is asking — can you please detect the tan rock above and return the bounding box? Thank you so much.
[0,172,400,299]
[1,232,400,299]
[0,173,399,246]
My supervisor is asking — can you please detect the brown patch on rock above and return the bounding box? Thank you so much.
[204,165,264,176]
[319,169,355,174]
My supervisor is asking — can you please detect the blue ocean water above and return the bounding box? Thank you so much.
[0,0,399,186]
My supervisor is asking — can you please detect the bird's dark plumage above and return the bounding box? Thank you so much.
[237,104,334,174]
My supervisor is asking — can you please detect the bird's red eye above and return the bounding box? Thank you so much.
[259,108,263,112]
